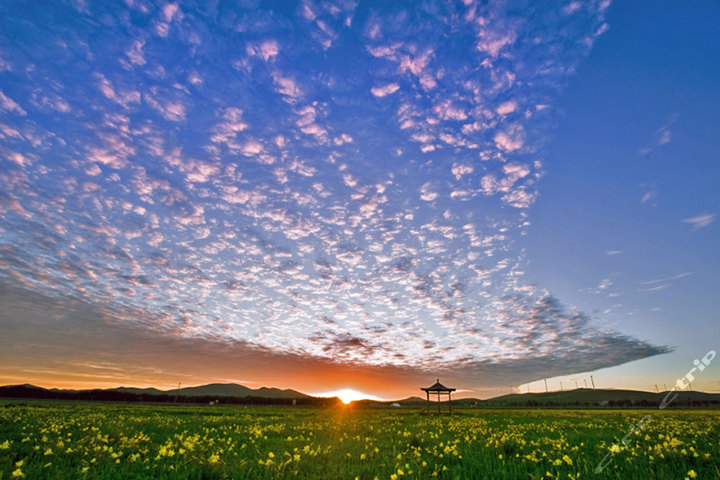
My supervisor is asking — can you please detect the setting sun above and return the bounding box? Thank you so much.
[318,388,383,404]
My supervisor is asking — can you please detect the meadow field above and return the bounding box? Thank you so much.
[1,401,718,479]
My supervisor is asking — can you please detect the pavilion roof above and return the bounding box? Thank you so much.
[421,379,456,392]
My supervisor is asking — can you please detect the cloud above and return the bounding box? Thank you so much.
[639,272,692,293]
[0,90,26,115]
[451,163,473,180]
[494,124,525,151]
[154,3,182,37]
[641,272,692,285]
[638,113,679,155]
[420,182,438,202]
[125,39,147,66]
[476,29,517,58]
[496,100,518,115]
[371,83,400,97]
[682,213,715,229]
[641,190,657,204]
[0,0,661,396]
[272,72,301,103]
[247,40,280,61]
[96,74,141,108]
[501,188,536,208]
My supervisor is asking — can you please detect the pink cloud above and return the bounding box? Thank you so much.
[247,40,280,61]
[125,39,146,66]
[496,100,518,115]
[420,182,438,201]
[371,83,400,97]
[476,29,517,58]
[0,90,26,116]
[494,124,525,151]
[451,163,474,180]
[272,73,301,102]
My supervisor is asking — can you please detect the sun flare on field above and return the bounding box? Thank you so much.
[319,388,382,404]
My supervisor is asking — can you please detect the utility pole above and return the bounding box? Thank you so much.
[174,382,181,403]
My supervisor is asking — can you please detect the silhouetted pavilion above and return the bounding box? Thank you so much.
[421,379,456,414]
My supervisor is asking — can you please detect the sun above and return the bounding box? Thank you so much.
[319,388,382,404]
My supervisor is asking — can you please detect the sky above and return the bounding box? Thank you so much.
[0,0,718,400]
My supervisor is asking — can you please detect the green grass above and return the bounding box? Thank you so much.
[1,401,718,479]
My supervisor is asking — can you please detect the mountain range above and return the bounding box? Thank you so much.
[1,384,719,407]
[112,383,309,399]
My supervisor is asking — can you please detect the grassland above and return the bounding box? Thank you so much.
[1,401,718,479]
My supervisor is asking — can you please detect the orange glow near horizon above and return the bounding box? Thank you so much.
[316,388,383,404]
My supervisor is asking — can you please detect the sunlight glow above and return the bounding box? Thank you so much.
[317,388,383,404]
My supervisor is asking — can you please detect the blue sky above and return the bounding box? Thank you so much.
[0,0,717,398]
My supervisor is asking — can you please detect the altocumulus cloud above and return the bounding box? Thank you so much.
[0,0,669,390]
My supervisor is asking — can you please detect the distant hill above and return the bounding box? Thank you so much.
[392,396,430,406]
[369,388,720,409]
[168,383,309,399]
[112,387,166,396]
[482,388,720,407]
[0,382,314,404]
[112,383,308,399]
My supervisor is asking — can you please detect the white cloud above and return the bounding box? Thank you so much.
[682,213,715,229]
[641,191,657,203]
[641,272,692,286]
